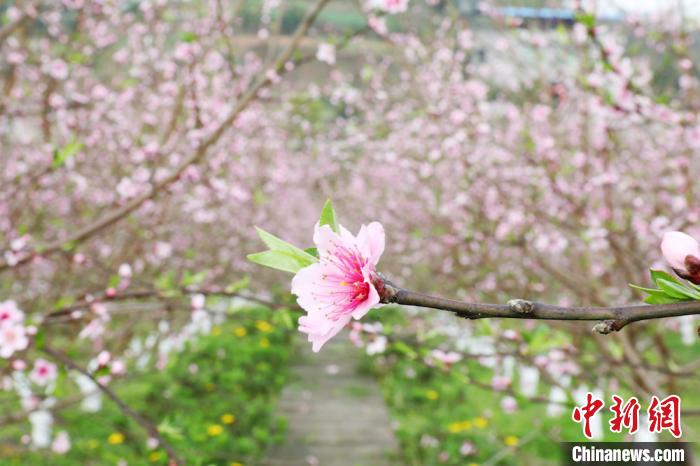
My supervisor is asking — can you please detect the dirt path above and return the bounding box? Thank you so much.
[264,332,399,466]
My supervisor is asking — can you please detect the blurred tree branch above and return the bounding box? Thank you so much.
[0,0,332,272]
[43,346,183,466]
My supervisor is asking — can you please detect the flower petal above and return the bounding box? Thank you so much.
[299,314,350,352]
[357,222,385,265]
[351,282,380,320]
[661,231,700,271]
[313,223,343,259]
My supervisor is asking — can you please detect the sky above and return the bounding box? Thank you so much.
[599,0,700,18]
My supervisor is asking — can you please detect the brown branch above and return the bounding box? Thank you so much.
[0,0,332,272]
[42,346,182,466]
[40,286,294,321]
[0,11,29,45]
[377,276,700,333]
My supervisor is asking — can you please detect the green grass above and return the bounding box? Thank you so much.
[0,305,297,466]
[361,307,700,466]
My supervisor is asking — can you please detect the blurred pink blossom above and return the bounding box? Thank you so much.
[0,322,28,358]
[459,441,476,456]
[29,359,57,386]
[316,43,336,65]
[0,300,23,325]
[371,0,409,13]
[51,431,71,454]
[429,349,462,367]
[501,396,518,413]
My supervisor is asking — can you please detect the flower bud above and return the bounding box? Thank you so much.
[662,231,700,283]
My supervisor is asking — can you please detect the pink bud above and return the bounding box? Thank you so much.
[661,231,700,272]
[97,350,111,366]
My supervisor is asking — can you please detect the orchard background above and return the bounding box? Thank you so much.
[1,0,700,465]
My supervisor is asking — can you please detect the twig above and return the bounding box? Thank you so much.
[377,276,700,333]
[42,346,183,466]
[41,286,296,321]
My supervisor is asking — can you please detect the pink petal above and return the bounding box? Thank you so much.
[299,314,350,352]
[356,222,385,264]
[351,283,380,320]
[661,231,700,271]
[313,223,343,259]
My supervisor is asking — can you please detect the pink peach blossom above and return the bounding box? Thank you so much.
[368,0,409,14]
[292,222,385,352]
[29,359,57,386]
[316,43,336,65]
[501,396,518,413]
[429,349,462,366]
[51,431,71,454]
[0,323,29,358]
[0,300,23,325]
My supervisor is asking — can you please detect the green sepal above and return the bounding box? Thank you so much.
[254,227,317,263]
[247,250,315,274]
[318,199,339,233]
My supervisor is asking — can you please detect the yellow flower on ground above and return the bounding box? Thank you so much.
[208,424,224,436]
[260,337,270,348]
[149,451,162,462]
[504,435,519,447]
[87,439,99,449]
[233,326,247,337]
[230,463,244,466]
[211,326,222,336]
[447,419,473,433]
[468,463,479,466]
[107,432,124,445]
[255,320,273,332]
[474,417,488,428]
[221,413,236,424]
[447,422,463,433]
[425,389,439,400]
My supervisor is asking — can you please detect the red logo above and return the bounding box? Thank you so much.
[572,394,682,438]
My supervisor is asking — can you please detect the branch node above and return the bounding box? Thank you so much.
[592,319,622,335]
[373,273,399,303]
[507,299,534,314]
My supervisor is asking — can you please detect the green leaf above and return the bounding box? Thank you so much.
[629,284,662,294]
[644,294,684,305]
[155,270,177,291]
[304,247,319,258]
[108,274,120,288]
[225,276,250,293]
[575,12,596,29]
[34,329,46,350]
[656,279,700,300]
[273,309,295,330]
[247,250,314,274]
[180,31,198,43]
[52,138,83,168]
[392,341,417,359]
[157,420,184,440]
[181,270,208,287]
[318,199,339,233]
[254,227,317,262]
[650,269,680,286]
